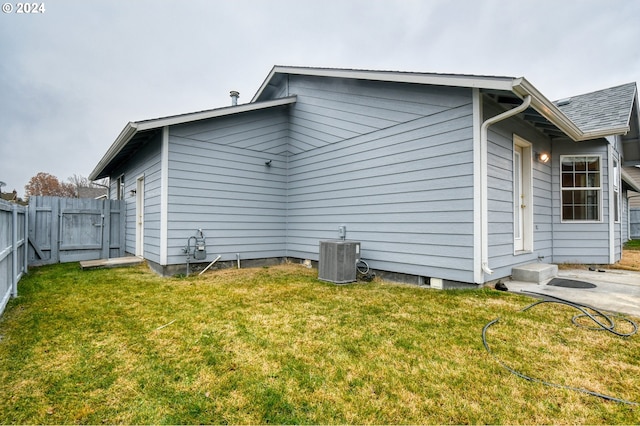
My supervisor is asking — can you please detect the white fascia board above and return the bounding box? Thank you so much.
[251,65,280,103]
[511,78,583,140]
[252,66,516,102]
[136,96,297,131]
[89,96,297,181]
[89,122,138,181]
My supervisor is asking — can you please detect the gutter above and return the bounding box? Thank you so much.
[512,78,630,140]
[480,94,532,276]
[622,168,640,193]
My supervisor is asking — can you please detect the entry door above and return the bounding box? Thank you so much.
[513,137,533,253]
[514,146,525,251]
[135,176,144,257]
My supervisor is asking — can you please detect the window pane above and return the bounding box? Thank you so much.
[586,190,599,204]
[573,191,585,204]
[574,205,586,220]
[588,172,599,187]
[575,159,587,171]
[588,158,600,171]
[562,190,573,205]
[563,206,574,220]
[575,173,587,187]
[562,173,574,187]
[561,159,574,171]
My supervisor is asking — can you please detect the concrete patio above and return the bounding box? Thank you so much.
[505,267,640,318]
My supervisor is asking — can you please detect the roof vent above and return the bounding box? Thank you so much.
[556,98,572,106]
[230,91,239,106]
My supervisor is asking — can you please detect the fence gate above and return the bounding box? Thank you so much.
[631,208,640,240]
[28,196,125,266]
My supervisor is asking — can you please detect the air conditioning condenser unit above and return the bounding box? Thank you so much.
[318,240,360,284]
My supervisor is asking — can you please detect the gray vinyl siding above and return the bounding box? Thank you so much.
[165,107,289,265]
[109,131,163,263]
[483,99,553,278]
[284,77,475,282]
[285,75,466,154]
[551,139,610,264]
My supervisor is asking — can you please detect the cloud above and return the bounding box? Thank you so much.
[1,0,639,196]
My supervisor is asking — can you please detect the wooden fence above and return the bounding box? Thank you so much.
[0,200,28,318]
[28,196,125,266]
[631,208,640,239]
[1,196,126,317]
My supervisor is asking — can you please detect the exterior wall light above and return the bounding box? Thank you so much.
[537,152,550,163]
[129,189,137,197]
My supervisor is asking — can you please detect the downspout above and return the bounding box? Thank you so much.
[480,94,532,276]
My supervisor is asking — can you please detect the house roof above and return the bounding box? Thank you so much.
[91,65,640,185]
[623,167,640,193]
[0,191,17,202]
[77,187,108,199]
[252,66,635,143]
[555,83,637,134]
[89,96,297,180]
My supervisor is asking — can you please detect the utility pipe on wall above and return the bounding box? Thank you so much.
[479,95,532,277]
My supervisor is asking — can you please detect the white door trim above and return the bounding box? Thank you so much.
[135,175,145,257]
[513,135,533,254]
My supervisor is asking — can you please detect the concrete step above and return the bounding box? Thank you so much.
[511,263,558,284]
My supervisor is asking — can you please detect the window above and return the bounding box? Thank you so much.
[116,175,125,200]
[561,156,601,221]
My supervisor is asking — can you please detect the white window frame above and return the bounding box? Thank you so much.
[560,155,602,223]
[513,135,533,253]
[116,175,125,200]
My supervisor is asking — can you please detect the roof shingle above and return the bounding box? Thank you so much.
[556,82,637,133]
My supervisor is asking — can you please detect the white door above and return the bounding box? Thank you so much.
[513,137,533,253]
[135,176,144,257]
[514,146,524,252]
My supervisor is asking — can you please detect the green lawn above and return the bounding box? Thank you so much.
[0,263,638,424]
[624,239,640,250]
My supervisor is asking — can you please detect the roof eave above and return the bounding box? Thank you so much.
[89,96,297,181]
[512,78,632,141]
[89,122,138,181]
[622,168,640,193]
[252,65,516,102]
[511,78,585,140]
[136,96,296,130]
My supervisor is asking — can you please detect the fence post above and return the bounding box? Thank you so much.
[11,204,18,298]
[23,206,28,275]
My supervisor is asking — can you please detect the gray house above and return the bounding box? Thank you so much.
[89,66,640,284]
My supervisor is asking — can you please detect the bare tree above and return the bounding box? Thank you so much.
[25,172,77,198]
[68,174,109,189]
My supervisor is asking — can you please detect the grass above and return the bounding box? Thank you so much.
[0,262,638,424]
[624,239,640,251]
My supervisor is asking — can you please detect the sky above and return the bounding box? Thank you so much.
[1,0,639,197]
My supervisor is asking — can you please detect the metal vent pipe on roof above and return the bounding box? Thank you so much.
[230,91,239,106]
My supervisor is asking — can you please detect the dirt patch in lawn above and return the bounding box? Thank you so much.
[558,249,640,272]
[611,249,640,271]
